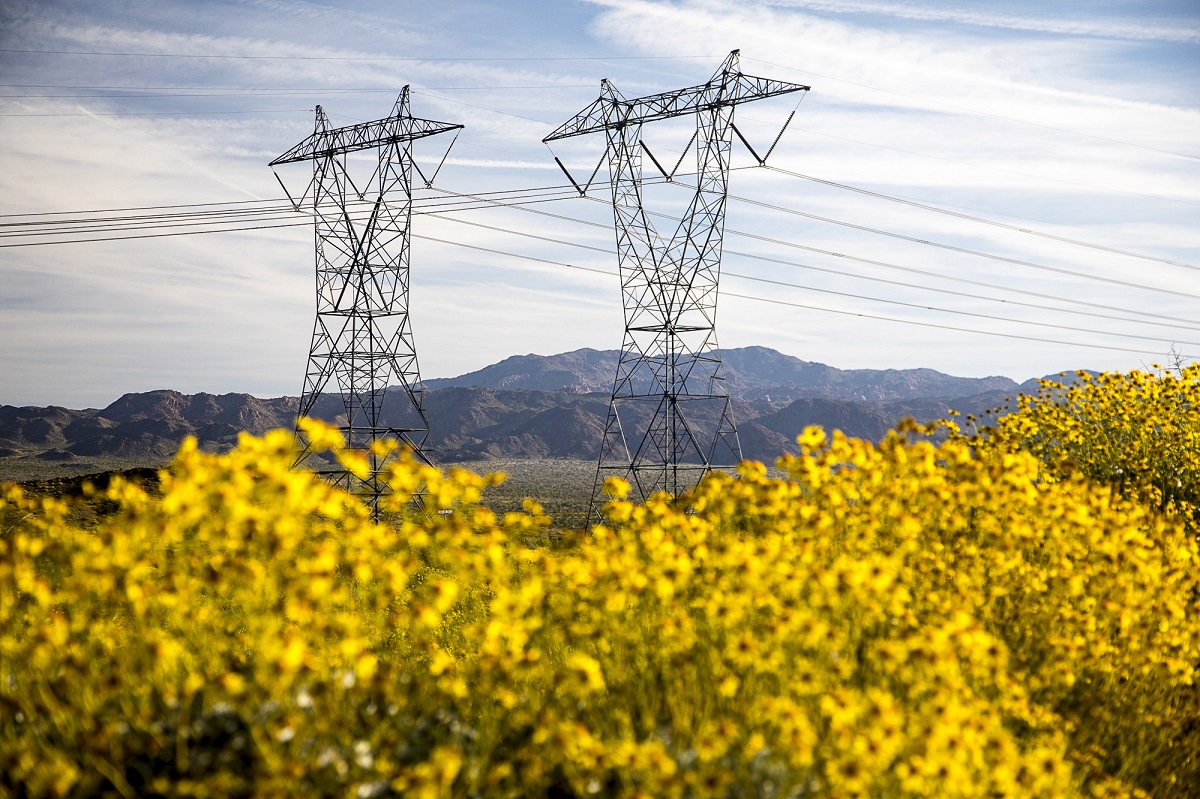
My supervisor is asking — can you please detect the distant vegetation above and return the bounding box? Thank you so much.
[3,366,1199,798]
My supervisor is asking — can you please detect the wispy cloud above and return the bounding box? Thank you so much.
[2,0,1197,404]
[760,0,1200,45]
[233,0,431,45]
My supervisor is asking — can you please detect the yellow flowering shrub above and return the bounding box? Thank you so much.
[958,365,1200,529]
[2,377,1199,797]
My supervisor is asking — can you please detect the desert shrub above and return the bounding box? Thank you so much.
[956,365,1200,530]
[2,395,1199,797]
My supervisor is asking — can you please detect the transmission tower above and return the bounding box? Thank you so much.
[544,50,808,516]
[271,88,461,510]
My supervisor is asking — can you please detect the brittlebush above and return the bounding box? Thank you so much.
[958,364,1200,531]
[2,371,1199,798]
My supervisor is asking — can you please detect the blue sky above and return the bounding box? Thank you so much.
[1,0,1197,407]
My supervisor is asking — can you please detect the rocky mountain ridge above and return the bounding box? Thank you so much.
[426,346,1034,404]
[1,347,1070,477]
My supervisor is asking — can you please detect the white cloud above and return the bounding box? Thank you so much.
[760,0,1200,44]
[1,0,1197,405]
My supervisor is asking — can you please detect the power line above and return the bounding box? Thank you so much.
[0,108,311,117]
[0,188,606,246]
[781,124,1200,209]
[413,232,1196,360]
[607,199,1200,328]
[0,196,287,217]
[0,183,586,220]
[722,246,1200,333]
[426,212,1200,346]
[409,89,553,125]
[7,174,1197,328]
[729,271,1200,349]
[0,84,592,95]
[0,186,589,233]
[431,211,1200,333]
[731,192,1200,301]
[721,288,1195,360]
[7,181,1195,354]
[424,183,1200,328]
[0,48,713,62]
[21,183,1189,349]
[764,165,1199,271]
[0,220,308,247]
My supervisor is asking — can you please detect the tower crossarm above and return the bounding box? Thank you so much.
[543,58,808,142]
[271,93,462,165]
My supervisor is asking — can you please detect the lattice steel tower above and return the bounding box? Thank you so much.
[271,88,461,507]
[545,51,808,514]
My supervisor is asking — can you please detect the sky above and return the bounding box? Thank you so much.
[1,0,1198,408]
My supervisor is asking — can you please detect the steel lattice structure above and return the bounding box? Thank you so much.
[271,88,461,509]
[545,50,808,514]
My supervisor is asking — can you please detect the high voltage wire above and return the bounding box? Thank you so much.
[0,187,587,235]
[565,194,1200,323]
[425,213,1200,346]
[729,271,1200,348]
[0,84,592,96]
[715,216,1200,328]
[8,176,1197,328]
[764,165,1199,271]
[0,205,289,225]
[14,175,1175,335]
[578,200,1200,327]
[781,125,1200,210]
[729,192,1200,301]
[423,182,1200,339]
[721,288,1194,361]
[0,109,312,118]
[0,196,290,217]
[431,212,1200,334]
[6,173,1197,335]
[0,183,582,220]
[0,48,712,62]
[5,195,1195,354]
[412,232,1196,360]
[0,221,309,247]
[10,167,1190,280]
[723,247,1200,333]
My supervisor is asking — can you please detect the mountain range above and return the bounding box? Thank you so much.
[1,346,1065,477]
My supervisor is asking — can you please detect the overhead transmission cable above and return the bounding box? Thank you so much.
[0,48,716,62]
[431,212,1200,335]
[423,213,1200,348]
[8,170,1196,326]
[728,192,1200,301]
[6,182,1196,354]
[420,183,1200,328]
[0,186,591,246]
[412,232,1196,360]
[0,196,293,217]
[0,84,593,97]
[764,165,1199,271]
[0,220,309,246]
